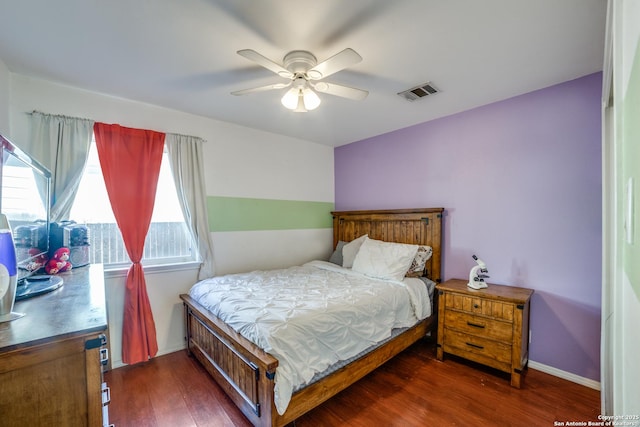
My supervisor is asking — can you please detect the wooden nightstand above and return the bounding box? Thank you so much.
[436,278,533,388]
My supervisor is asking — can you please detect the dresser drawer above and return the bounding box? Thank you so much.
[445,292,515,322]
[443,328,512,364]
[443,311,513,342]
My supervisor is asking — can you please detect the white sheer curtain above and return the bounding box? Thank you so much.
[165,133,215,279]
[28,111,94,222]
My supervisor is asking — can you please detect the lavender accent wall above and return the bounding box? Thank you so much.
[335,73,602,381]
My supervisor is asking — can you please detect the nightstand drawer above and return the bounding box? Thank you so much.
[443,311,513,342]
[443,329,512,364]
[445,292,514,322]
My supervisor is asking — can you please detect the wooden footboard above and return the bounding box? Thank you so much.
[182,294,278,427]
[181,293,434,427]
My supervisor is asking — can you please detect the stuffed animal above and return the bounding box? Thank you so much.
[45,247,73,274]
[26,247,48,272]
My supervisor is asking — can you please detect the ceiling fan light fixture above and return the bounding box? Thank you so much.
[281,87,321,112]
[302,88,321,110]
[293,93,308,113]
[281,87,300,110]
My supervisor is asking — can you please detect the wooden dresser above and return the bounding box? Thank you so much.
[436,278,533,388]
[0,264,110,426]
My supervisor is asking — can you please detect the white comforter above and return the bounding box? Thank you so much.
[188,260,431,415]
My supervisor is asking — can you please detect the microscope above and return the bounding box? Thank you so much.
[467,254,489,289]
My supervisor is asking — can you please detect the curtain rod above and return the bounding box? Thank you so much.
[28,110,206,143]
[29,110,94,123]
[166,132,206,143]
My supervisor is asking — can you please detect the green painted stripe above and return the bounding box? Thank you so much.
[207,196,334,232]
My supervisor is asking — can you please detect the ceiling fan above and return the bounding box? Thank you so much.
[231,48,368,112]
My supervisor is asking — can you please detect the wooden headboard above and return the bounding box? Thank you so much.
[331,208,444,283]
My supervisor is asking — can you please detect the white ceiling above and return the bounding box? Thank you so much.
[0,0,607,147]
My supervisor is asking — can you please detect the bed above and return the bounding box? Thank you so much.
[180,207,444,427]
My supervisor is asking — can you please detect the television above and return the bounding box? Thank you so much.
[0,134,51,283]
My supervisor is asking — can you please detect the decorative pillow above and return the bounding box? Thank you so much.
[405,245,433,277]
[351,237,419,282]
[341,234,368,268]
[329,241,346,265]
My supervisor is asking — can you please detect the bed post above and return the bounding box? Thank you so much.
[183,301,192,357]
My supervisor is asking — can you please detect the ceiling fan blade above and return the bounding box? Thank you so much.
[231,82,291,96]
[307,48,362,80]
[313,82,368,101]
[237,49,294,79]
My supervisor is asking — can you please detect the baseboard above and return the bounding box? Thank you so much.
[109,343,187,370]
[529,360,601,391]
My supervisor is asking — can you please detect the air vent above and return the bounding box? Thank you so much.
[398,82,439,101]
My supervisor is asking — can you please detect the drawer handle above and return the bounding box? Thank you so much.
[102,385,111,406]
[100,348,109,366]
[473,304,480,309]
[467,321,485,329]
[466,342,484,350]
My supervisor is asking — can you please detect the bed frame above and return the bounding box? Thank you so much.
[180,208,444,427]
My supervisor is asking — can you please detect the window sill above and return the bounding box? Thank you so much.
[104,261,202,279]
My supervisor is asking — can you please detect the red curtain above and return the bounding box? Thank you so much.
[94,122,165,364]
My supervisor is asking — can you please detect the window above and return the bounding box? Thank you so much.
[69,139,196,268]
[1,163,47,222]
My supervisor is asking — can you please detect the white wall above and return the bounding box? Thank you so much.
[0,59,10,135]
[205,119,333,202]
[9,74,334,367]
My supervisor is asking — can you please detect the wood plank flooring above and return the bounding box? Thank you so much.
[105,340,600,426]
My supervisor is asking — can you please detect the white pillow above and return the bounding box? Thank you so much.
[351,238,419,282]
[341,234,368,268]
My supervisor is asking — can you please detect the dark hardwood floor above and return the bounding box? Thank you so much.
[105,340,600,426]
